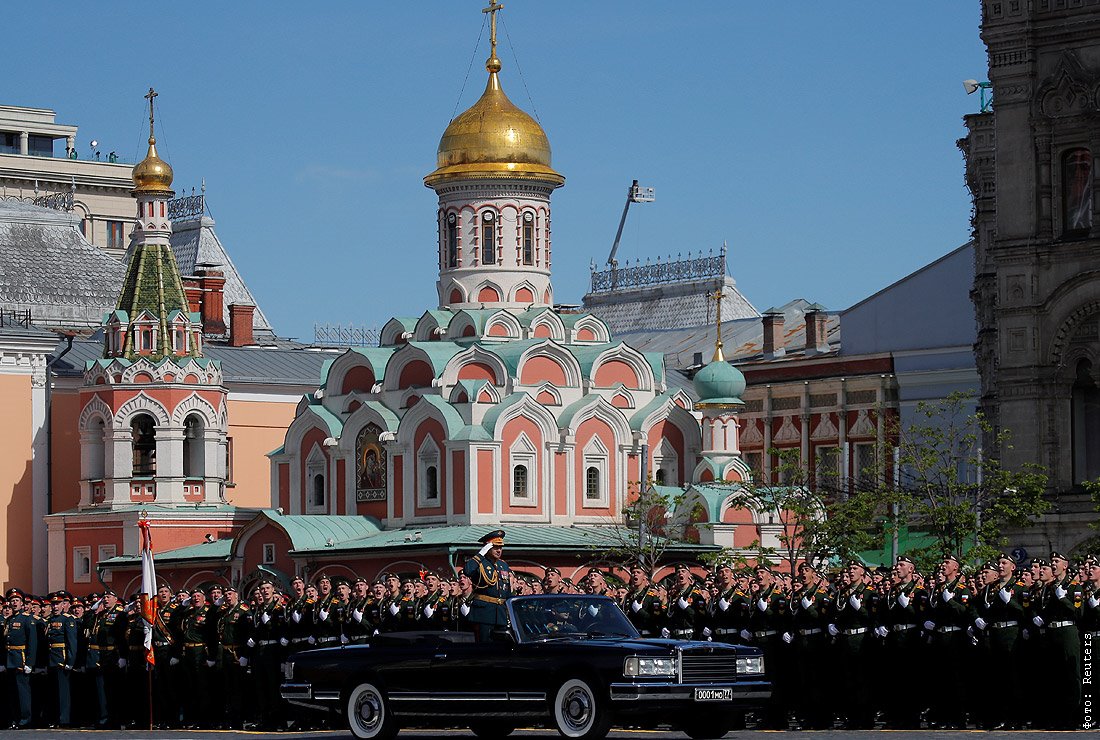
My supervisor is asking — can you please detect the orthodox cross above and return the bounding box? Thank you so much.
[483,0,503,57]
[144,87,158,140]
[707,286,727,362]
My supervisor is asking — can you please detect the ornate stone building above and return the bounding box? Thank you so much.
[961,1,1100,549]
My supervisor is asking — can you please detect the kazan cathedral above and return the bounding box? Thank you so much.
[99,9,773,594]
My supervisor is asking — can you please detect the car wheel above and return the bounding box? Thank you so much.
[552,677,611,740]
[682,719,731,739]
[346,681,397,740]
[469,720,516,738]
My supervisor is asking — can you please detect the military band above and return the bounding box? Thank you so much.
[0,545,1096,730]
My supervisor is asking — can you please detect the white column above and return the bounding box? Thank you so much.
[19,131,29,156]
[156,426,186,503]
[104,428,134,504]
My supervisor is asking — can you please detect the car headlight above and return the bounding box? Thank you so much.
[736,655,764,675]
[283,661,294,681]
[624,655,678,677]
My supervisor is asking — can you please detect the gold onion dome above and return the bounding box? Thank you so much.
[132,136,174,194]
[425,56,563,187]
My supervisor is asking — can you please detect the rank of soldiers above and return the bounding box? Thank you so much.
[0,550,1095,730]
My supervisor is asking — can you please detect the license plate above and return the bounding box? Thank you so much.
[694,687,733,702]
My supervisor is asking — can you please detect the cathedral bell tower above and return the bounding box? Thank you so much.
[692,289,748,483]
[78,89,229,509]
[424,1,564,311]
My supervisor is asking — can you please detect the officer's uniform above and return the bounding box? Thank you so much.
[881,572,927,729]
[5,592,38,728]
[45,596,79,727]
[152,597,181,728]
[462,530,512,641]
[216,592,250,729]
[926,569,972,729]
[831,573,877,730]
[284,591,316,654]
[665,572,708,640]
[86,594,128,728]
[973,559,1025,729]
[789,574,832,730]
[248,586,285,730]
[178,594,217,727]
[1035,554,1081,730]
[744,573,791,730]
[624,580,665,638]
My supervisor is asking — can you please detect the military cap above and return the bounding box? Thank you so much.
[997,552,1014,562]
[258,578,275,587]
[715,561,735,572]
[291,575,305,584]
[224,585,238,594]
[941,554,960,565]
[371,577,386,586]
[1032,558,1049,568]
[5,588,24,600]
[846,559,866,570]
[544,566,561,577]
[317,574,332,583]
[478,529,506,546]
[102,589,117,597]
[1050,551,1069,563]
[753,562,772,573]
[675,563,694,573]
[383,572,400,581]
[980,561,997,572]
[190,586,206,595]
[400,574,416,585]
[896,555,915,565]
[354,575,368,585]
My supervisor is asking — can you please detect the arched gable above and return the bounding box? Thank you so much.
[170,392,221,428]
[483,393,559,442]
[337,401,400,455]
[396,394,465,443]
[330,353,380,396]
[380,317,415,346]
[440,345,507,388]
[475,281,504,304]
[445,282,467,305]
[484,311,521,339]
[591,344,654,391]
[572,315,610,343]
[383,344,446,392]
[559,395,632,446]
[517,341,582,387]
[79,395,113,430]
[114,392,170,426]
[413,311,452,342]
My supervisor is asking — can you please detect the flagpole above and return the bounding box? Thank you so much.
[139,511,156,731]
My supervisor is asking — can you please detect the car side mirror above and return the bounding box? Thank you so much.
[490,626,515,644]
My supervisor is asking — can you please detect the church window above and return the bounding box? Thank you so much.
[355,423,387,502]
[107,220,125,249]
[1072,359,1100,484]
[582,435,609,506]
[853,442,876,487]
[1063,148,1093,235]
[131,414,157,477]
[85,418,106,482]
[73,546,91,584]
[522,212,534,265]
[425,466,439,501]
[183,415,204,479]
[481,211,496,264]
[654,468,666,485]
[306,445,327,513]
[652,438,679,486]
[417,437,441,507]
[585,467,601,500]
[173,326,188,353]
[447,213,459,268]
[509,433,537,506]
[513,464,529,499]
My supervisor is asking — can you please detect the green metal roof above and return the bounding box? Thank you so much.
[261,510,383,552]
[557,393,613,429]
[302,401,344,437]
[113,241,197,361]
[100,538,233,566]
[630,392,676,432]
[399,342,465,375]
[476,338,543,375]
[355,399,401,431]
[480,391,529,433]
[408,395,466,437]
[349,347,397,379]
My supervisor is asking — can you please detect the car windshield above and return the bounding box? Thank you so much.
[510,595,640,642]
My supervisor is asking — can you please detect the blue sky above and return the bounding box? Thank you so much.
[7,2,987,341]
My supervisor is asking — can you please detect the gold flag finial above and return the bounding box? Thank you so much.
[708,286,727,362]
[144,87,158,143]
[482,0,504,72]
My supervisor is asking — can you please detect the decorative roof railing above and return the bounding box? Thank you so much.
[0,308,32,328]
[167,191,205,221]
[0,189,75,212]
[589,246,726,293]
[314,323,382,347]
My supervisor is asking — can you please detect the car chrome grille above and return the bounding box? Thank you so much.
[679,650,738,684]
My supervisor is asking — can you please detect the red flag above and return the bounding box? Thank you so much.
[138,516,156,667]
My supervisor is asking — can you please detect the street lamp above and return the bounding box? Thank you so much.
[963,79,993,113]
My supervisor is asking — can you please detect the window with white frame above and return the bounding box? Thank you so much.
[417,437,441,507]
[73,546,91,583]
[509,434,537,506]
[814,445,839,491]
[652,439,679,487]
[305,444,327,513]
[582,436,609,506]
[97,545,116,581]
[853,442,876,487]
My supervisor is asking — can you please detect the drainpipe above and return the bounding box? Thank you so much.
[46,333,75,515]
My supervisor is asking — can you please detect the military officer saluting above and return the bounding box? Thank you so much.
[463,529,512,641]
[5,589,38,728]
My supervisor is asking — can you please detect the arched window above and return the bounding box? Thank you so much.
[85,418,106,481]
[312,474,326,507]
[425,465,439,501]
[481,211,496,265]
[131,414,157,476]
[305,444,327,513]
[355,424,387,502]
[522,212,534,265]
[585,467,601,500]
[654,468,667,485]
[1063,148,1093,235]
[446,213,459,268]
[182,415,204,478]
[513,464,528,499]
[1072,359,1100,484]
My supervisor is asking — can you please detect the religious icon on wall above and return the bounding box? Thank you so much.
[356,424,387,501]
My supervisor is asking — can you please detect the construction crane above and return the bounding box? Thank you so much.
[606,179,655,270]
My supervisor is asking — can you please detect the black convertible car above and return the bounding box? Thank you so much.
[281,594,770,740]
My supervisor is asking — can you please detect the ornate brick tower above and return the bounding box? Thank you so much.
[423,0,564,311]
[962,2,1100,548]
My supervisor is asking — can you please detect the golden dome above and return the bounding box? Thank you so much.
[132,136,174,194]
[425,63,563,188]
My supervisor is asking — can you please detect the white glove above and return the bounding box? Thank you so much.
[718,598,731,612]
[827,624,839,637]
[1032,615,1044,627]
[974,617,988,630]
[968,627,979,645]
[677,597,690,610]
[849,594,862,610]
[998,588,1011,604]
[587,605,599,617]
[318,609,329,622]
[923,620,936,631]
[875,626,888,638]
[340,635,349,644]
[279,637,289,647]
[261,612,270,624]
[0,666,5,673]
[292,611,302,623]
[23,665,32,675]
[117,658,127,669]
[1088,595,1100,609]
[1022,628,1030,640]
[246,638,255,648]
[756,598,768,612]
[307,636,316,645]
[781,632,793,644]
[801,596,813,610]
[1054,585,1067,600]
[422,605,435,618]
[661,627,671,638]
[739,629,752,641]
[205,660,216,668]
[942,590,954,601]
[238,657,248,667]
[631,600,643,613]
[478,542,493,556]
[897,592,910,608]
[701,627,712,638]
[459,603,470,616]
[169,657,180,666]
[352,608,364,623]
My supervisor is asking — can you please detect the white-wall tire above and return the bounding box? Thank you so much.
[552,677,610,740]
[346,681,397,740]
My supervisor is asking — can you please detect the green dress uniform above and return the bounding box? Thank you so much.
[707,585,747,644]
[624,583,665,638]
[788,580,833,730]
[87,602,128,728]
[151,600,181,728]
[665,581,708,640]
[216,601,250,729]
[831,581,878,729]
[926,576,972,729]
[178,602,217,727]
[284,594,316,653]
[312,593,343,647]
[744,583,791,730]
[248,595,285,730]
[5,608,38,727]
[45,609,78,726]
[974,577,1025,728]
[419,589,450,630]
[463,552,512,641]
[1035,575,1081,730]
[881,580,927,729]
